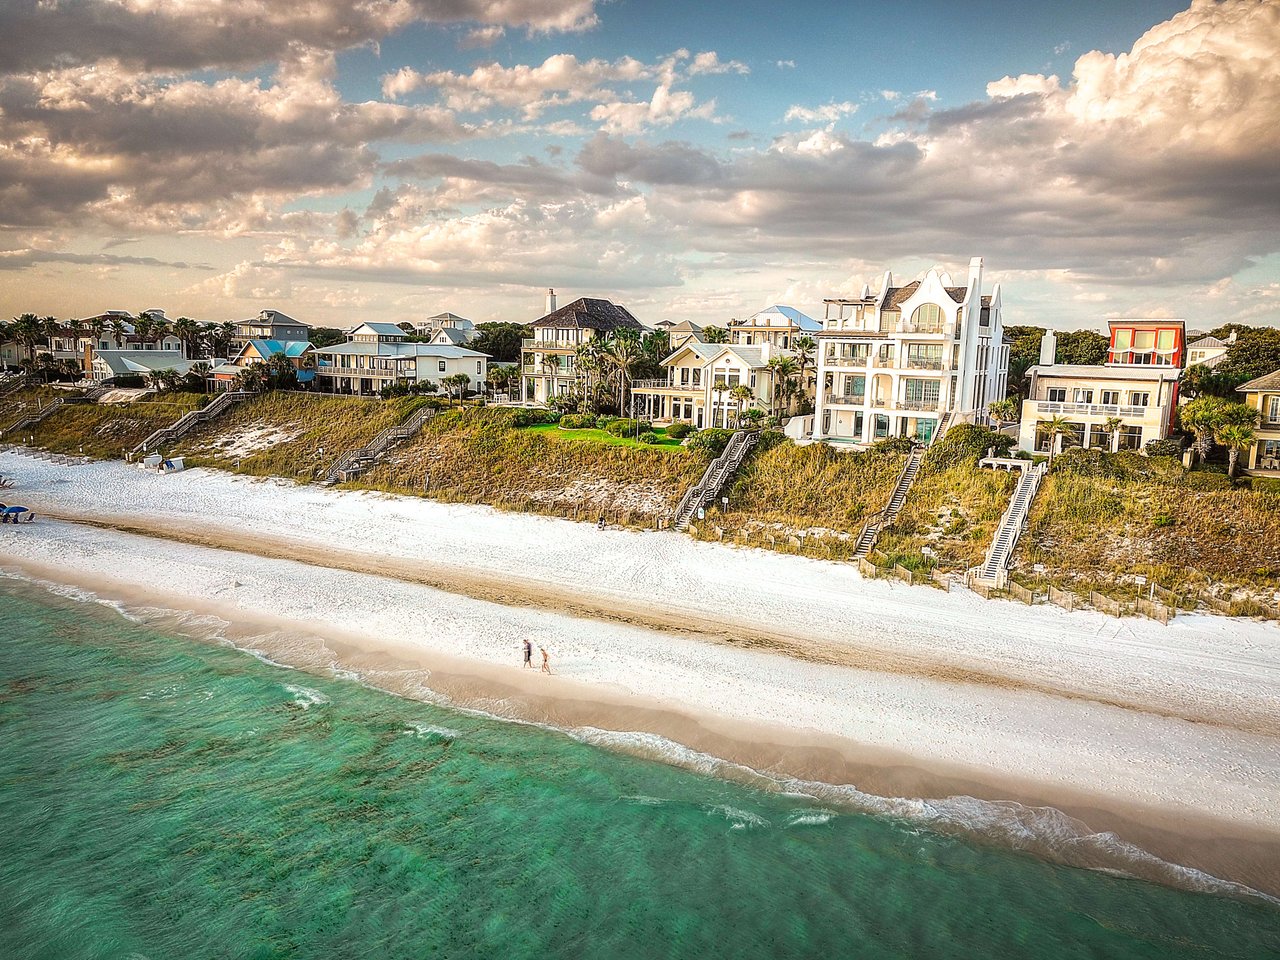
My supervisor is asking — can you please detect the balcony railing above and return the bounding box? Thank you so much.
[824,391,866,405]
[905,359,945,370]
[1031,401,1148,418]
[522,337,579,350]
[824,354,871,368]
[899,400,940,412]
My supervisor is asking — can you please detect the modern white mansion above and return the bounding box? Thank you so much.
[812,258,1009,445]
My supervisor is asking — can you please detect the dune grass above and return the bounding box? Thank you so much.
[176,392,428,481]
[359,407,706,523]
[690,437,904,559]
[1015,448,1280,599]
[25,393,206,459]
[521,423,685,450]
[0,385,63,432]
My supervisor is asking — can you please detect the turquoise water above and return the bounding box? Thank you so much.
[1,579,1278,960]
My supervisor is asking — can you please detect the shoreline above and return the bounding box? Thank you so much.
[4,527,1280,902]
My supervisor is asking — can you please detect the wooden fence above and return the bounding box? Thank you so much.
[893,564,915,585]
[1047,585,1076,611]
[1089,591,1125,618]
[1135,598,1173,624]
[1006,580,1035,605]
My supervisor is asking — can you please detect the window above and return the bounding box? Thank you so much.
[1073,388,1094,404]
[1130,392,1150,407]
[1264,439,1280,459]
[909,303,945,332]
[476,361,482,374]
[438,360,447,373]
[692,369,702,387]
[1268,396,1280,423]
[1118,425,1143,451]
[1046,387,1067,402]
[1100,390,1120,405]
[907,344,944,368]
[903,378,940,409]
[874,414,889,438]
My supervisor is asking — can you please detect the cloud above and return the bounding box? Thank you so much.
[782,101,858,124]
[0,0,600,75]
[383,49,738,130]
[776,60,796,70]
[0,247,214,272]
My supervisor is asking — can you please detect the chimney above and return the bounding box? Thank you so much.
[1228,329,1237,344]
[546,288,557,314]
[1039,330,1057,366]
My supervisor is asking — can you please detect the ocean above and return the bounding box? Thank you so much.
[1,577,1277,959]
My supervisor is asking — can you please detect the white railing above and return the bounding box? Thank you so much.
[1031,401,1147,417]
[824,391,865,405]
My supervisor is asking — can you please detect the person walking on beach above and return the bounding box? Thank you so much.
[540,646,551,675]
[522,638,533,669]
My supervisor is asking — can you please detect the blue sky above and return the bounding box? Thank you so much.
[0,0,1276,330]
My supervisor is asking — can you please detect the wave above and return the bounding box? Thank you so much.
[283,684,329,709]
[403,721,460,741]
[9,567,1278,907]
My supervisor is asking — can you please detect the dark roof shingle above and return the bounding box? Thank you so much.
[1237,369,1280,393]
[532,297,644,332]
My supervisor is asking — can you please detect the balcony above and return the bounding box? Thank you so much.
[824,354,871,368]
[1031,400,1148,418]
[632,378,692,392]
[522,338,578,353]
[824,391,866,405]
[899,400,940,412]
[905,359,945,370]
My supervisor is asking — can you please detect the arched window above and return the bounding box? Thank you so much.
[910,303,945,332]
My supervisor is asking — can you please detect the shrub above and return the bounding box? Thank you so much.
[754,429,789,454]
[113,374,144,388]
[686,428,734,457]
[1152,513,1176,527]
[593,415,616,430]
[1144,437,1186,458]
[509,408,561,428]
[924,423,1012,472]
[638,431,661,444]
[604,418,651,437]
[665,421,693,440]
[869,436,916,455]
[560,413,596,429]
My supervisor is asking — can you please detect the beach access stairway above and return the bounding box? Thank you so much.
[974,461,1047,587]
[0,374,29,399]
[672,429,759,531]
[132,390,253,455]
[852,445,924,559]
[322,404,436,486]
[2,397,66,438]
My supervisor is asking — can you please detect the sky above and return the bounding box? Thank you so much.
[0,0,1277,331]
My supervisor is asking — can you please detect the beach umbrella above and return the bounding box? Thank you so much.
[3,505,29,513]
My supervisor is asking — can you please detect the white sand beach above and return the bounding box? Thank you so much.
[3,451,1280,896]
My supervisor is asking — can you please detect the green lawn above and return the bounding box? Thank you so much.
[520,423,688,450]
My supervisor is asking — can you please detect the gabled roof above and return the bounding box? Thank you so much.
[93,350,193,376]
[250,309,304,325]
[882,281,972,309]
[531,297,643,333]
[735,305,821,331]
[431,328,469,345]
[1237,369,1280,393]
[1188,335,1227,350]
[426,312,473,326]
[237,339,312,361]
[350,322,406,338]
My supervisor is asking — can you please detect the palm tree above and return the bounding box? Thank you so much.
[442,373,471,406]
[1180,396,1227,463]
[711,378,729,427]
[987,397,1018,428]
[1214,422,1255,478]
[730,383,753,427]
[702,326,729,344]
[792,335,816,390]
[1043,414,1071,464]
[601,334,643,416]
[766,355,799,414]
[108,317,129,348]
[1101,416,1123,452]
[172,317,200,358]
[9,313,44,364]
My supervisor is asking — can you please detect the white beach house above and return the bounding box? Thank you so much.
[314,322,488,396]
[520,293,645,404]
[812,258,1009,445]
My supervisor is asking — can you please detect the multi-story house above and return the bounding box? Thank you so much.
[233,309,310,347]
[409,312,475,343]
[1185,332,1233,368]
[520,295,644,404]
[632,340,791,428]
[313,322,487,396]
[1017,319,1185,454]
[1237,369,1280,475]
[812,258,1009,446]
[727,305,820,349]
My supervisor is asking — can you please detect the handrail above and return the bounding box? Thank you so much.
[323,404,436,484]
[2,397,64,437]
[133,390,253,453]
[672,429,759,529]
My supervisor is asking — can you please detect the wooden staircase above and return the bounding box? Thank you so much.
[132,390,253,455]
[0,374,29,399]
[322,405,436,486]
[672,430,760,530]
[2,398,65,438]
[974,461,1046,586]
[853,445,924,559]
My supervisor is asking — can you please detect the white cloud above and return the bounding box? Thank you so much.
[782,100,858,124]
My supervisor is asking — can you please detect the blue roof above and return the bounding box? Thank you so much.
[246,339,312,359]
[763,305,821,331]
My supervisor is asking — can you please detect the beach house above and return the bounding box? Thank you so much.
[90,350,195,383]
[811,258,1009,445]
[520,293,645,405]
[407,313,475,343]
[632,340,790,428]
[314,322,488,396]
[727,305,821,349]
[1237,369,1280,475]
[1017,319,1185,454]
[1186,333,1233,368]
[232,309,310,347]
